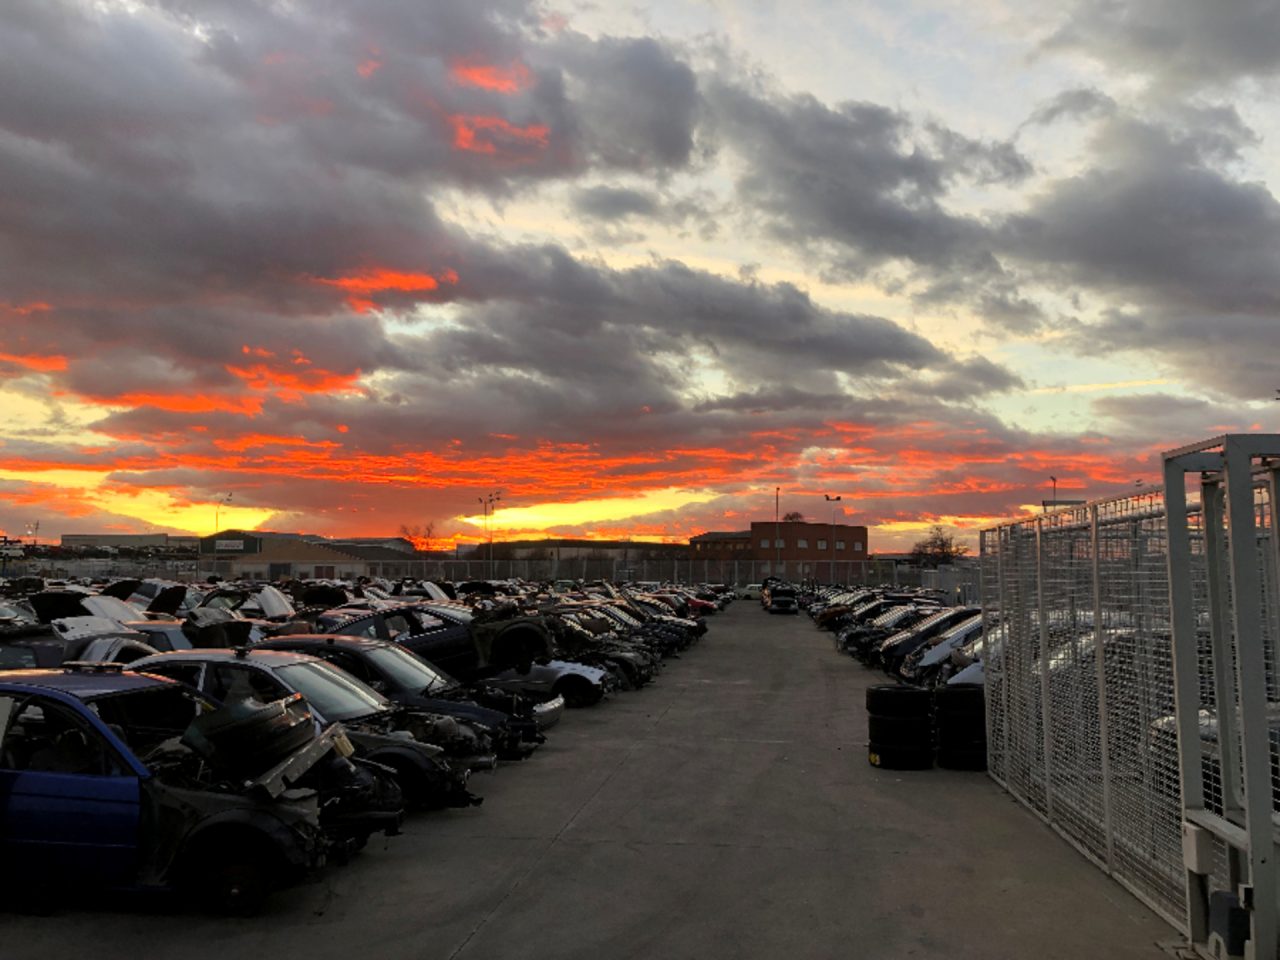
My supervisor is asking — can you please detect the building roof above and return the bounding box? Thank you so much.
[689,530,751,542]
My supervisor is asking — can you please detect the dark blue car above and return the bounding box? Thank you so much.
[0,666,328,912]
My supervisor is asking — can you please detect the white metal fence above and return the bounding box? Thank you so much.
[981,435,1280,954]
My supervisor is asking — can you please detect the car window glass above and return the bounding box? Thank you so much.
[325,650,372,683]
[92,687,207,755]
[2,696,122,776]
[141,662,203,688]
[208,663,289,703]
[383,614,413,639]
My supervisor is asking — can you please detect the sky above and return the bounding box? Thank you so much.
[1,0,1278,552]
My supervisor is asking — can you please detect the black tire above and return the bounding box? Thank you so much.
[937,725,987,752]
[935,684,984,713]
[555,676,603,708]
[192,837,274,916]
[937,745,988,771]
[866,684,931,718]
[867,743,933,770]
[867,713,933,749]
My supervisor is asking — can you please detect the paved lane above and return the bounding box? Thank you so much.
[6,602,1171,959]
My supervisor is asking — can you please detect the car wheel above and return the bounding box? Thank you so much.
[554,676,602,708]
[196,838,273,916]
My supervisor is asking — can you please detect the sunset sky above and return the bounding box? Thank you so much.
[2,1,1278,552]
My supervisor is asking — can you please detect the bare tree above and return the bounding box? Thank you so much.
[782,511,805,522]
[909,525,968,568]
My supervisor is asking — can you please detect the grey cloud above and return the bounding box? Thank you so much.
[1041,0,1280,91]
[1023,88,1116,128]
[572,185,661,220]
[549,34,702,171]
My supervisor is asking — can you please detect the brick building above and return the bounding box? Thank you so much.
[689,520,869,582]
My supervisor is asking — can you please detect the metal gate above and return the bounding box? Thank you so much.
[981,434,1280,957]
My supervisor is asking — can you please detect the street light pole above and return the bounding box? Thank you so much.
[479,490,501,580]
[774,486,781,578]
[824,494,842,584]
[1050,475,1057,510]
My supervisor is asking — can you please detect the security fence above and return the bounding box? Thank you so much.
[981,435,1280,954]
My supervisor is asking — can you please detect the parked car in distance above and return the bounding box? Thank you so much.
[763,585,799,614]
[254,634,557,758]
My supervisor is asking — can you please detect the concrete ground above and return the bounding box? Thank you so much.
[7,601,1173,959]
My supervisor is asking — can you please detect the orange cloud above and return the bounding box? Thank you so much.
[448,114,549,158]
[357,58,382,78]
[312,266,459,312]
[77,391,265,415]
[225,362,363,401]
[0,351,68,372]
[448,59,532,94]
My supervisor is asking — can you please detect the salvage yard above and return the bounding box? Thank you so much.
[7,601,1168,960]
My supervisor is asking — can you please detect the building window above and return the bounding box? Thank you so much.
[853,542,864,552]
[797,539,808,549]
[817,539,827,550]
[774,539,784,548]
[760,539,770,549]
[835,540,846,551]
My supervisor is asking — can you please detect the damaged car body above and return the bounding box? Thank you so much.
[0,667,385,913]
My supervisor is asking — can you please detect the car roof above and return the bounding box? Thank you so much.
[257,634,387,652]
[134,648,317,667]
[0,668,173,699]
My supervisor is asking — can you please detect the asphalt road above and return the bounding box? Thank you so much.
[7,601,1172,959]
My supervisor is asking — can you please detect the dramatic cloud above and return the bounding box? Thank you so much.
[1042,0,1280,91]
[1,0,1276,551]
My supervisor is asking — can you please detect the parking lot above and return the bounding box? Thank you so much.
[7,600,1170,960]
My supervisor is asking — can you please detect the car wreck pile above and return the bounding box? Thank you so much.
[801,584,982,688]
[0,575,730,913]
[799,583,988,771]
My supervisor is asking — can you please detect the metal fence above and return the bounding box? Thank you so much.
[983,487,1196,929]
[982,436,1280,952]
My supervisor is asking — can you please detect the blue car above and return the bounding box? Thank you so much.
[0,666,331,913]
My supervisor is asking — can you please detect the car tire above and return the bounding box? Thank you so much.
[934,684,984,717]
[937,745,987,771]
[867,713,932,748]
[196,837,273,916]
[865,684,930,718]
[868,744,933,770]
[555,676,603,708]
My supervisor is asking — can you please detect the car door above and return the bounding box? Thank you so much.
[405,610,477,677]
[0,692,142,886]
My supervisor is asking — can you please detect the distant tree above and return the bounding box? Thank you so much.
[909,525,969,568]
[399,522,436,549]
[782,511,805,522]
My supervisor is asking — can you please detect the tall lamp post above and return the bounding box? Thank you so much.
[214,492,232,534]
[1049,475,1057,511]
[824,494,842,584]
[774,486,781,579]
[478,490,501,580]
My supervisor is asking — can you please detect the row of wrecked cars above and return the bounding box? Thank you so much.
[799,583,984,686]
[0,575,725,913]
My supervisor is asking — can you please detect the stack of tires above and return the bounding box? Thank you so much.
[934,684,987,771]
[866,685,934,770]
[865,683,988,771]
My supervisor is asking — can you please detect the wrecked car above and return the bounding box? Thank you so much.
[130,648,486,806]
[0,667,352,913]
[254,634,557,757]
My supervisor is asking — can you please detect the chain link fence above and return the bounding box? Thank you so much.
[983,488,1191,929]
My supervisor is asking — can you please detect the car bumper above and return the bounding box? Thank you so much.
[532,694,565,730]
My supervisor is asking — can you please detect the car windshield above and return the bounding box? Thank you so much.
[276,660,389,722]
[364,644,456,694]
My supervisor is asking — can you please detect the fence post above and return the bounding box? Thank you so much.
[1090,503,1115,870]
[1036,517,1055,820]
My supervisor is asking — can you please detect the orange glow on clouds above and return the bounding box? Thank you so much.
[0,351,68,372]
[313,266,459,312]
[448,59,532,94]
[448,115,549,158]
